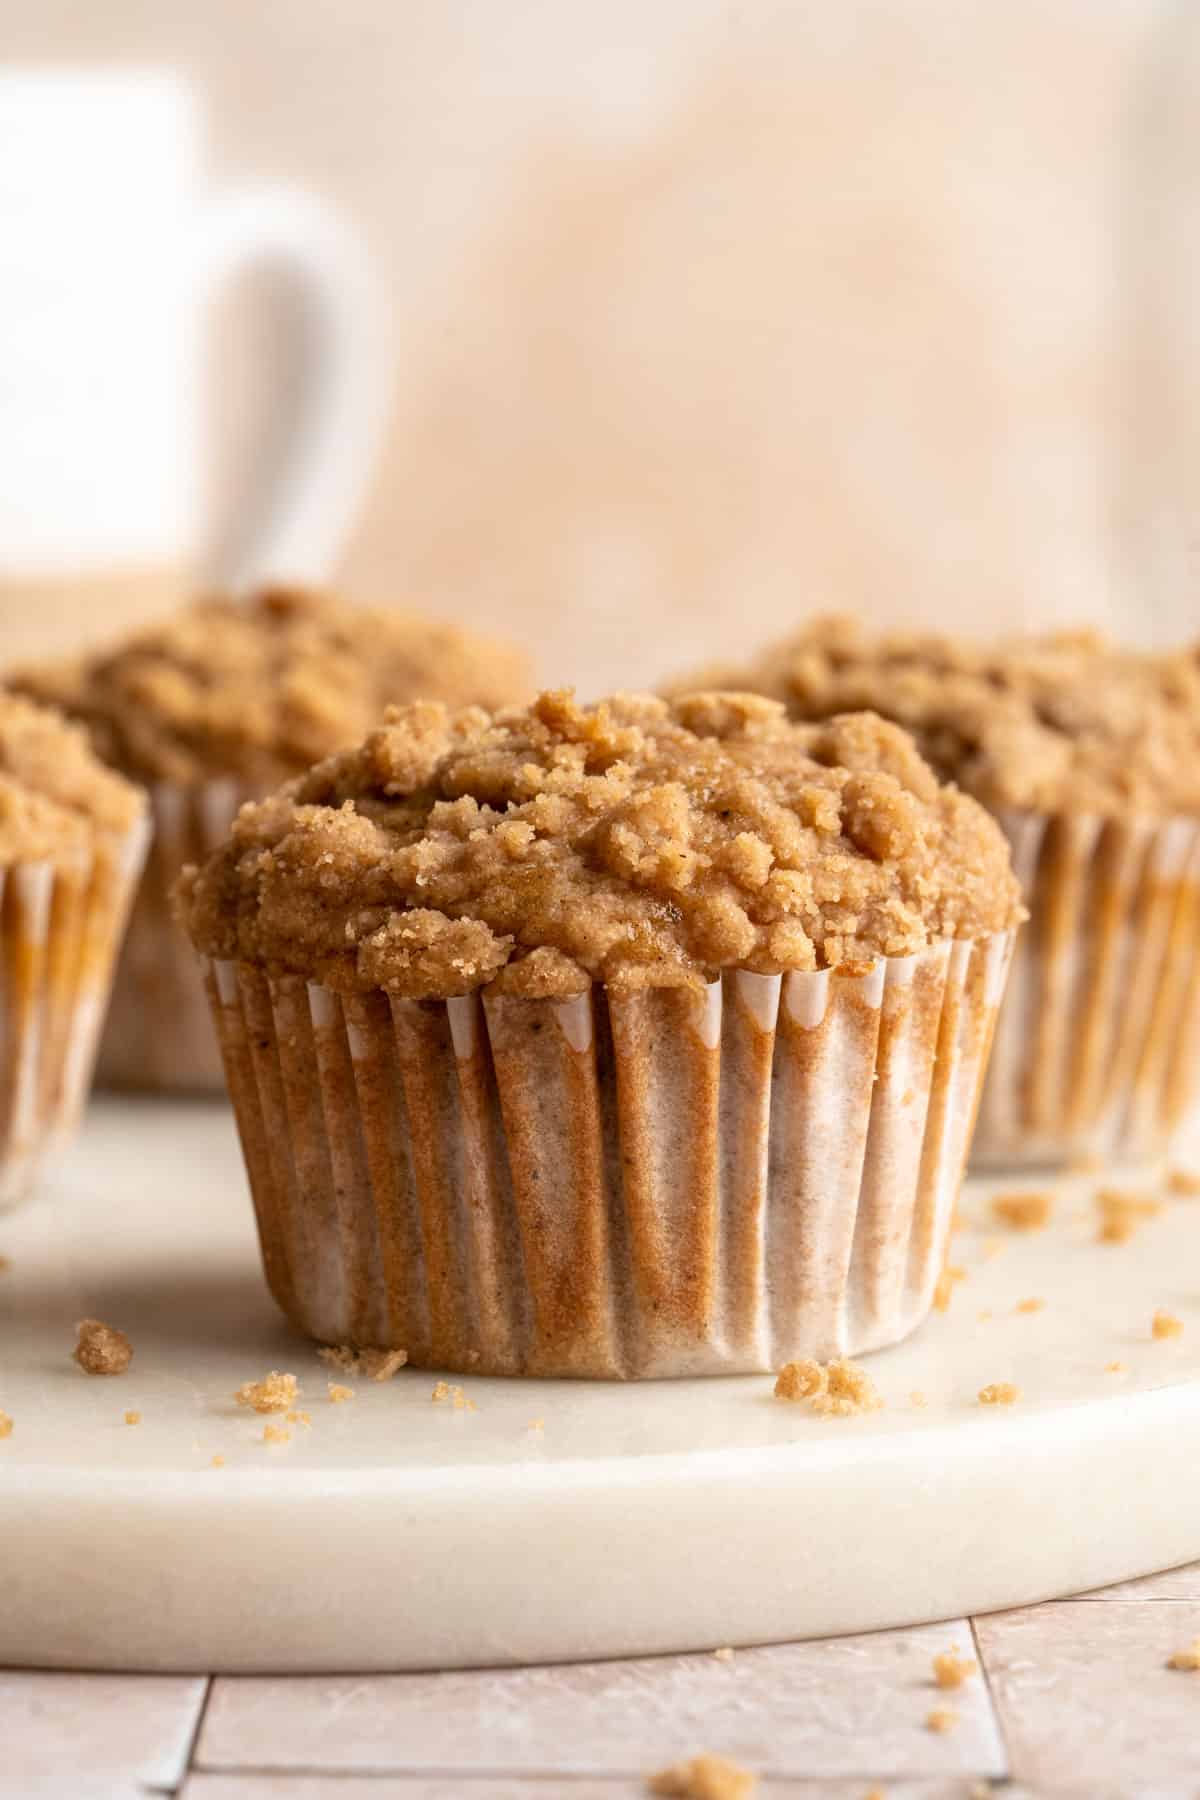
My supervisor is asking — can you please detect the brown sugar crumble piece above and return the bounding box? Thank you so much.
[210,1454,225,1468]
[646,1752,757,1799]
[1167,1637,1200,1671]
[774,1358,882,1416]
[527,1417,545,1433]
[262,1423,290,1445]
[1153,1310,1184,1340]
[1096,1188,1161,1244]
[0,1411,12,1439]
[933,1264,967,1312]
[1104,1360,1127,1373]
[286,1410,311,1428]
[991,1191,1052,1232]
[1015,1297,1045,1315]
[1167,1168,1200,1197]
[932,1646,979,1689]
[123,1410,141,1426]
[431,1380,476,1411]
[327,1383,355,1404]
[317,1345,408,1382]
[235,1371,299,1414]
[72,1318,133,1376]
[978,1382,1021,1406]
[925,1708,958,1734]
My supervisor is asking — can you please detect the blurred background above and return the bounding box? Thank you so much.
[3,0,1199,692]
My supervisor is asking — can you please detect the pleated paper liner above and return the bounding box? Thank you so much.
[973,812,1200,1169]
[206,930,1013,1379]
[0,811,150,1209]
[99,779,247,1091]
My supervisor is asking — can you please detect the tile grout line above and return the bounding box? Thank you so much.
[969,1612,1014,1783]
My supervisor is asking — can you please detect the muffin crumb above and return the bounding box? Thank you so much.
[73,1318,133,1376]
[1015,1297,1045,1315]
[1153,1310,1184,1340]
[646,1752,756,1798]
[286,1410,311,1428]
[978,1382,1021,1406]
[328,1383,354,1404]
[318,1345,408,1382]
[123,1410,141,1426]
[775,1358,881,1416]
[1096,1188,1160,1244]
[527,1417,545,1433]
[925,1708,958,1734]
[1167,1638,1200,1671]
[1167,1168,1200,1197]
[932,1647,978,1689]
[991,1192,1052,1232]
[0,1411,12,1439]
[210,1454,225,1468]
[910,1390,928,1408]
[1104,1360,1127,1373]
[933,1264,967,1312]
[262,1423,290,1445]
[235,1371,299,1414]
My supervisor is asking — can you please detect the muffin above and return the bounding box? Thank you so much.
[0,694,148,1207]
[13,587,530,1091]
[681,616,1200,1167]
[179,688,1020,1377]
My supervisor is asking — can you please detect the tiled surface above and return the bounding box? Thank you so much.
[11,1566,1200,1798]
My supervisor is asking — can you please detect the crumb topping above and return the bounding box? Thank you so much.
[13,587,530,787]
[1104,1361,1126,1373]
[0,692,141,864]
[1168,1638,1200,1671]
[317,1344,408,1381]
[179,689,1021,999]
[978,1382,1021,1406]
[235,1370,299,1414]
[431,1380,476,1411]
[1096,1189,1161,1244]
[933,1648,979,1689]
[674,614,1200,817]
[1152,1310,1184,1340]
[262,1423,290,1445]
[327,1383,355,1404]
[1015,1297,1045,1315]
[210,1454,225,1468]
[123,1410,141,1426]
[0,1411,11,1439]
[991,1191,1053,1232]
[647,1753,757,1798]
[774,1357,882,1416]
[925,1708,959,1734]
[73,1318,133,1376]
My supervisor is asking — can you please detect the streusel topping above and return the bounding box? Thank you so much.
[11,587,530,788]
[0,692,143,863]
[179,688,1021,999]
[671,616,1200,817]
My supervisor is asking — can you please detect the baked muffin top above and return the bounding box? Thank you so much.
[0,691,144,865]
[671,616,1200,817]
[179,688,1021,999]
[11,587,531,788]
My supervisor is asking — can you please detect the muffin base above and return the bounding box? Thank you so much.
[973,812,1200,1169]
[207,933,1012,1378]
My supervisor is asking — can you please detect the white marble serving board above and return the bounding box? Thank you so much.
[1,1098,1198,1674]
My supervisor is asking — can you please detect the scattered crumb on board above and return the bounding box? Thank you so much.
[646,1752,757,1798]
[327,1383,355,1404]
[933,1647,978,1689]
[990,1191,1052,1232]
[1168,1638,1200,1671]
[0,1411,12,1439]
[774,1358,882,1416]
[1104,1361,1127,1374]
[210,1454,225,1468]
[262,1424,290,1445]
[712,1646,735,1662]
[235,1371,299,1414]
[1152,1310,1184,1340]
[286,1410,311,1427]
[1015,1297,1045,1315]
[925,1707,958,1734]
[978,1382,1021,1406]
[910,1390,928,1408]
[432,1380,477,1411]
[123,1410,141,1426]
[1167,1168,1200,1197]
[73,1318,133,1376]
[1096,1189,1161,1244]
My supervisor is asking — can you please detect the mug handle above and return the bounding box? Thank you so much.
[194,184,390,589]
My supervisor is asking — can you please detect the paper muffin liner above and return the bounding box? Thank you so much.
[973,812,1200,1169]
[98,779,249,1091]
[0,812,150,1209]
[204,930,1013,1378]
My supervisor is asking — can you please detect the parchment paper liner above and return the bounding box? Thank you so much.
[99,779,247,1091]
[205,932,1013,1378]
[973,813,1200,1168]
[0,812,150,1208]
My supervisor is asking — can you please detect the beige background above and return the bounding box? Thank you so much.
[4,0,1199,692]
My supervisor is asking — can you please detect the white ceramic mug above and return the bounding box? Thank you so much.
[0,68,388,656]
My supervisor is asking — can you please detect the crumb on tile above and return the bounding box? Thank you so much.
[262,1423,290,1445]
[286,1410,311,1427]
[925,1707,958,1734]
[328,1383,355,1404]
[978,1382,1021,1406]
[431,1380,476,1411]
[1096,1188,1161,1244]
[1153,1310,1184,1340]
[933,1264,967,1312]
[991,1191,1052,1232]
[72,1317,133,1376]
[774,1358,881,1416]
[1167,1168,1200,1197]
[0,1411,12,1439]
[646,1751,757,1798]
[317,1345,408,1382]
[123,1410,141,1426]
[527,1417,545,1433]
[712,1646,735,1662]
[1015,1297,1045,1314]
[235,1371,299,1414]
[910,1390,928,1408]
[1104,1360,1126,1373]
[210,1454,225,1468]
[932,1646,979,1689]
[1167,1637,1200,1671]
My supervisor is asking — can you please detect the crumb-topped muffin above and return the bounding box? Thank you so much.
[184,690,1018,1379]
[11,587,531,1090]
[673,618,1200,1166]
[0,694,147,1208]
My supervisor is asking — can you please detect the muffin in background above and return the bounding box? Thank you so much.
[671,616,1200,1167]
[180,688,1019,1378]
[12,587,531,1091]
[0,694,148,1207]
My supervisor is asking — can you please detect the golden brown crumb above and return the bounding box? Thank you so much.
[430,1380,476,1410]
[646,1752,757,1798]
[327,1383,355,1404]
[774,1358,882,1416]
[1167,1638,1200,1670]
[1167,1168,1200,1197]
[72,1318,133,1376]
[1153,1310,1184,1340]
[1015,1297,1045,1315]
[933,1264,967,1312]
[910,1390,928,1408]
[978,1382,1021,1406]
[712,1646,735,1663]
[1096,1188,1161,1244]
[210,1454,225,1468]
[317,1345,408,1382]
[123,1410,141,1426]
[1104,1360,1127,1373]
[286,1410,311,1427]
[262,1424,290,1445]
[932,1647,979,1689]
[235,1371,299,1414]
[0,1411,12,1439]
[925,1708,958,1734]
[527,1418,545,1433]
[991,1191,1052,1232]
